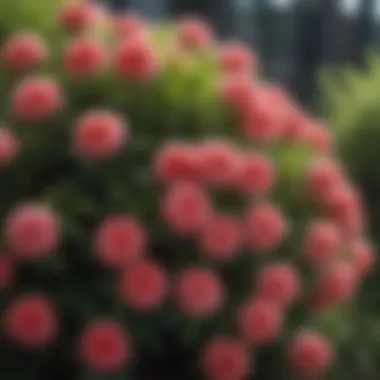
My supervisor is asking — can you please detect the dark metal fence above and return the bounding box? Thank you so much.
[102,0,380,104]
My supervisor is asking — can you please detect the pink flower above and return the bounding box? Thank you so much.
[176,267,223,318]
[288,330,333,376]
[244,203,287,251]
[323,185,363,236]
[114,38,157,81]
[234,152,275,195]
[302,220,342,265]
[93,215,146,269]
[58,2,98,32]
[176,17,212,50]
[11,76,62,121]
[256,263,300,308]
[347,239,375,278]
[199,214,241,261]
[153,141,200,183]
[1,32,47,70]
[78,320,132,372]
[304,159,344,202]
[118,258,168,311]
[282,104,309,143]
[240,94,283,142]
[303,121,332,153]
[200,337,251,380]
[310,261,357,310]
[113,14,146,40]
[218,42,256,74]
[64,37,106,77]
[3,294,58,349]
[161,182,211,235]
[237,297,282,344]
[4,203,60,261]
[199,140,240,186]
[219,74,255,112]
[73,110,128,160]
[0,127,19,167]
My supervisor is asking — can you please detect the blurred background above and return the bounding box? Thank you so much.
[102,0,380,106]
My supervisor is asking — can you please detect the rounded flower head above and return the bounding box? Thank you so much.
[282,104,309,143]
[153,141,200,183]
[58,2,98,32]
[304,159,344,202]
[4,203,60,261]
[256,263,300,308]
[113,14,146,40]
[288,330,333,376]
[237,297,282,344]
[200,337,251,380]
[73,110,128,160]
[234,152,275,195]
[118,258,168,311]
[78,320,132,372]
[219,74,255,112]
[64,37,106,77]
[176,267,223,318]
[199,140,240,186]
[114,38,157,81]
[3,294,58,349]
[323,184,363,236]
[1,32,47,70]
[93,215,146,269]
[244,203,287,251]
[347,239,375,277]
[199,214,241,261]
[310,261,357,310]
[11,76,62,121]
[240,94,283,142]
[303,121,332,153]
[176,17,212,50]
[218,42,256,74]
[0,254,13,290]
[0,127,19,167]
[161,182,211,235]
[302,219,342,265]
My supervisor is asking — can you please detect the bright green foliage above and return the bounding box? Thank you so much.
[0,0,71,43]
[319,53,380,242]
[319,54,380,378]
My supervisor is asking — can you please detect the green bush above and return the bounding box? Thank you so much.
[319,54,380,264]
[319,54,380,377]
[319,54,380,241]
[0,2,374,379]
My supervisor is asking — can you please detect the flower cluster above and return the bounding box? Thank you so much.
[0,2,374,379]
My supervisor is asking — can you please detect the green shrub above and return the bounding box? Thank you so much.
[319,55,380,242]
[319,54,380,378]
[0,2,374,379]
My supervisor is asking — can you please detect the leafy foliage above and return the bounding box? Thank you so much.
[319,53,380,378]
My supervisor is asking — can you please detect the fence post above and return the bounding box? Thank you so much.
[358,0,376,62]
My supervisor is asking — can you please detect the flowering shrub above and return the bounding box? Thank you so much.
[0,2,375,379]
